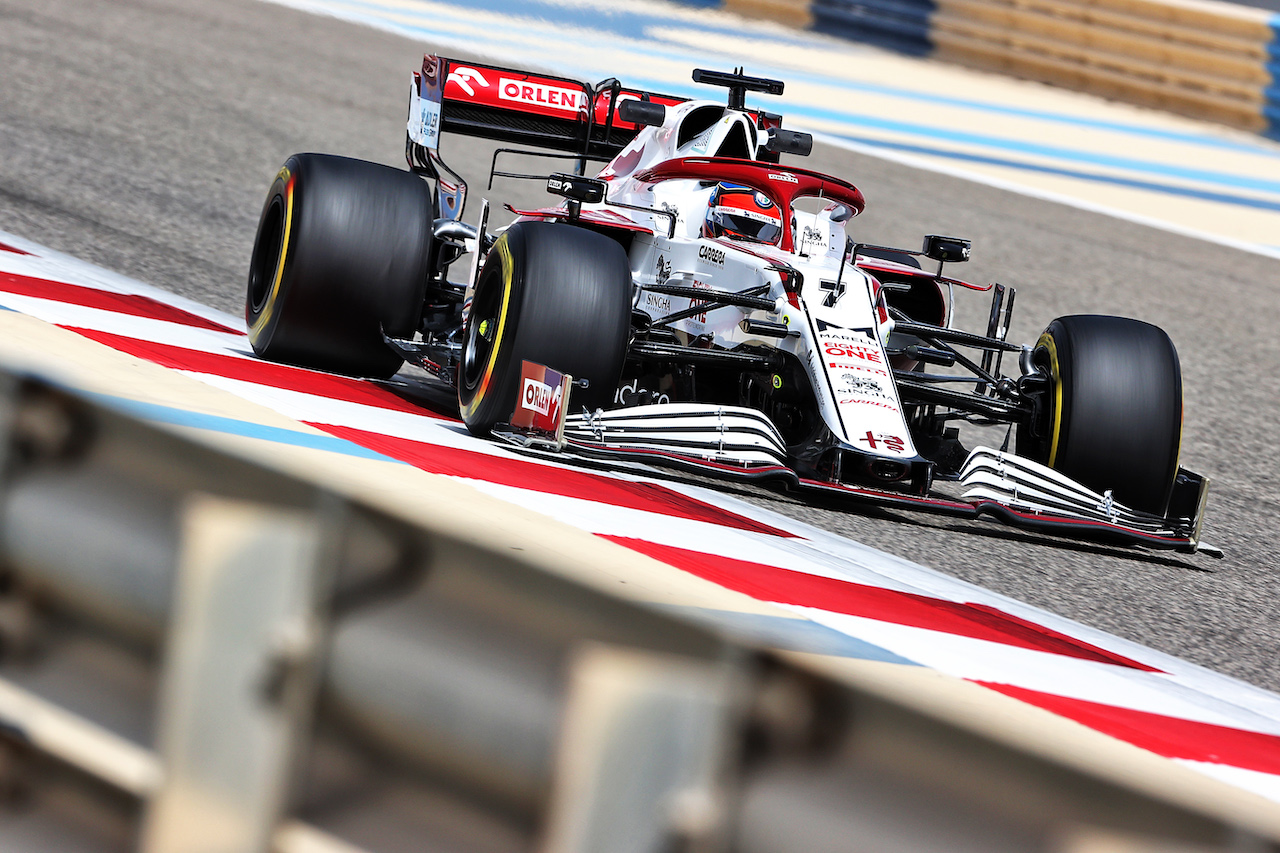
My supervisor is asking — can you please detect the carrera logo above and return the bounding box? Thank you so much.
[499,78,585,112]
[520,377,562,417]
[768,172,798,183]
[447,66,490,96]
[698,245,724,266]
[838,398,900,413]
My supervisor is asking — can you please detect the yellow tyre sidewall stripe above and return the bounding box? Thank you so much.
[460,234,515,420]
[248,165,295,348]
[1036,331,1063,468]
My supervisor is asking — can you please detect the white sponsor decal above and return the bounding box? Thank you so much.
[698,245,724,267]
[689,125,715,154]
[712,204,776,225]
[521,377,561,416]
[447,66,490,96]
[407,83,441,150]
[615,379,671,407]
[768,172,798,183]
[499,78,585,112]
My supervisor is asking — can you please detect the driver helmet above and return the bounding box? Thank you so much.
[703,182,783,245]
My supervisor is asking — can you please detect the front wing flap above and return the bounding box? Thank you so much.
[529,407,1219,555]
[798,447,1219,556]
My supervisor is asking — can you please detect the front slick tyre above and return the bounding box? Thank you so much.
[245,153,432,379]
[1021,314,1182,516]
[459,221,631,436]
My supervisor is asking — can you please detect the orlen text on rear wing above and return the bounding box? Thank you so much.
[405,54,687,220]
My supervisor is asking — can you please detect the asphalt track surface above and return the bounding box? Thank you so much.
[2,0,1278,692]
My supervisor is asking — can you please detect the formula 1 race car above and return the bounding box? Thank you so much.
[245,56,1217,556]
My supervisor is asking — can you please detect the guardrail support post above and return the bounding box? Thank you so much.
[139,495,332,853]
[541,644,740,853]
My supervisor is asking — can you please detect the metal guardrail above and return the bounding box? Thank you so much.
[1,368,1278,852]
[691,0,1280,136]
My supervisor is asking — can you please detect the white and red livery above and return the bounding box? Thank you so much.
[245,56,1215,555]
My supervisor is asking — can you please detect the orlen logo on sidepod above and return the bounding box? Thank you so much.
[499,78,586,112]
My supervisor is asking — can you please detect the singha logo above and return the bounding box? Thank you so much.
[802,225,827,250]
[841,373,883,395]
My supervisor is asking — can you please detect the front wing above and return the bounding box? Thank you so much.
[495,404,1219,557]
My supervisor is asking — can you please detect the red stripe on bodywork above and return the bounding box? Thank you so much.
[604,537,1159,670]
[310,422,796,538]
[64,328,458,419]
[0,241,32,256]
[978,681,1280,776]
[2,272,240,333]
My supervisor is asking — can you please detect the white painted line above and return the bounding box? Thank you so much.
[813,131,1280,262]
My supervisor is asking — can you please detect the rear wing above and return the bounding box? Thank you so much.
[405,55,785,221]
[409,55,685,161]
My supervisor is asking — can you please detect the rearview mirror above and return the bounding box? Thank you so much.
[765,128,813,156]
[618,98,666,128]
[547,173,606,205]
[923,235,971,263]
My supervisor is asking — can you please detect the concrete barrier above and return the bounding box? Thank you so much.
[686,0,1280,136]
[6,230,1280,850]
[5,367,1280,851]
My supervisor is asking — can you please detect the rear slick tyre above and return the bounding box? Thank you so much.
[245,153,432,379]
[458,221,631,436]
[1020,314,1182,516]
